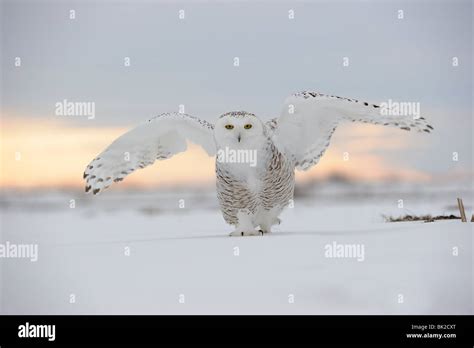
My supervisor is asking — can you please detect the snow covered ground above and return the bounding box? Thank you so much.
[0,183,472,314]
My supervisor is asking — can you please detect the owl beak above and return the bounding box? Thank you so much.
[237,134,241,142]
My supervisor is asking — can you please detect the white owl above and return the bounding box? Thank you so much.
[84,91,433,236]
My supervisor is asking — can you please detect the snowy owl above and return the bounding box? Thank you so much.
[83,91,433,236]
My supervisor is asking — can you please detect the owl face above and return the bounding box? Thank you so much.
[214,112,265,149]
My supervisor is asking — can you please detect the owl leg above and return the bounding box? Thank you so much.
[257,207,282,234]
[259,218,281,233]
[229,210,262,237]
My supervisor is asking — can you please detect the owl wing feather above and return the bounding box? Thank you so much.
[268,91,433,171]
[83,112,215,194]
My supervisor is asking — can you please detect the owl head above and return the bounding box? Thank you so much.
[214,111,265,149]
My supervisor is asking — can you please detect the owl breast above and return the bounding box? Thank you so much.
[215,140,295,226]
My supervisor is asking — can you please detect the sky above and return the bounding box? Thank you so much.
[0,0,472,189]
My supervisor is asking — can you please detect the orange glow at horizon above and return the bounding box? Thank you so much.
[0,117,430,190]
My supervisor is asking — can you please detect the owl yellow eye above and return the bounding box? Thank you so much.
[244,124,252,129]
[225,124,234,130]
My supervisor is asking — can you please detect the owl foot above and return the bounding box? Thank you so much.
[229,230,263,237]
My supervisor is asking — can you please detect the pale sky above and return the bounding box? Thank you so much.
[1,0,472,189]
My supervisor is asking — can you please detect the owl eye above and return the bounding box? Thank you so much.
[225,124,234,130]
[244,124,252,129]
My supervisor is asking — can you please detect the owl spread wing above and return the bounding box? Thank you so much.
[268,91,433,171]
[83,112,215,194]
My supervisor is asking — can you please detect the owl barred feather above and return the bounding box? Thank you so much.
[83,91,432,236]
[216,135,294,227]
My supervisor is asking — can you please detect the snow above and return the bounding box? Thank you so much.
[0,184,472,314]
